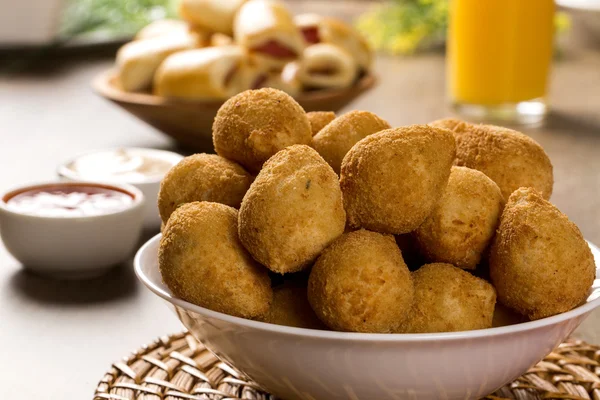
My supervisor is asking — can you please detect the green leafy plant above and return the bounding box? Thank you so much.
[60,0,178,38]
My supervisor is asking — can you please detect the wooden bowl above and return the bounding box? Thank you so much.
[92,69,377,151]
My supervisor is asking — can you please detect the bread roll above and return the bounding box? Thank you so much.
[135,19,189,40]
[178,0,247,35]
[154,46,245,99]
[234,0,304,70]
[295,14,372,71]
[297,43,357,89]
[116,32,199,92]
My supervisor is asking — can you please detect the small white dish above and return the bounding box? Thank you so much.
[0,181,144,279]
[57,148,183,230]
[135,233,600,400]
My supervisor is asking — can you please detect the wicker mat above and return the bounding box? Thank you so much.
[94,331,600,400]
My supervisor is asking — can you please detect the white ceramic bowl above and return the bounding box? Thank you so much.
[135,234,600,400]
[0,181,144,279]
[57,148,184,230]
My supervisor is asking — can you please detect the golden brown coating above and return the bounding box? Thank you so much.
[259,285,326,329]
[159,202,272,318]
[402,263,496,333]
[213,88,312,173]
[429,118,554,200]
[489,188,595,320]
[307,111,336,136]
[340,125,456,234]
[414,166,504,270]
[158,154,252,223]
[308,229,414,333]
[238,145,346,273]
[312,110,391,174]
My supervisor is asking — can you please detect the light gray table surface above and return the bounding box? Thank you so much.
[1,12,600,398]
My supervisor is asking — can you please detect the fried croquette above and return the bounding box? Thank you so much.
[213,88,312,173]
[260,285,326,329]
[308,229,414,333]
[414,166,504,270]
[158,154,252,223]
[307,111,336,136]
[312,110,391,173]
[429,119,554,200]
[238,145,346,273]
[402,263,496,333]
[340,125,456,234]
[489,188,595,320]
[159,202,272,318]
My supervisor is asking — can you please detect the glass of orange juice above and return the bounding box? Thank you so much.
[448,0,555,124]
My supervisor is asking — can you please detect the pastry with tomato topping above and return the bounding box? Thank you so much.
[294,14,373,72]
[234,0,305,70]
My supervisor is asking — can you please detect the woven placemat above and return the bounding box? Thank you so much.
[94,332,600,400]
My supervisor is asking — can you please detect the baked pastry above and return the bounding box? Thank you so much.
[234,0,304,70]
[295,14,372,71]
[154,46,245,99]
[135,19,189,40]
[116,32,199,92]
[296,43,358,90]
[178,0,247,35]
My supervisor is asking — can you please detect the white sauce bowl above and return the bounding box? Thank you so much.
[57,148,183,230]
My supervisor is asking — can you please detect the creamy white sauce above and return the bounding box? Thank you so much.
[65,148,180,183]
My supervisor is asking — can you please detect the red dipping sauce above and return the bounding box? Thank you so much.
[4,184,134,217]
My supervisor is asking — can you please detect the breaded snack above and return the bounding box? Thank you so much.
[402,263,496,333]
[340,125,456,234]
[307,111,336,136]
[238,145,346,273]
[430,118,554,200]
[213,88,312,173]
[489,188,595,320]
[158,154,252,223]
[308,229,414,333]
[116,31,199,92]
[260,285,326,329]
[178,0,247,35]
[159,202,272,318]
[414,166,504,270]
[313,110,390,173]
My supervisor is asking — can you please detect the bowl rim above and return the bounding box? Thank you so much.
[135,233,600,342]
[92,68,378,107]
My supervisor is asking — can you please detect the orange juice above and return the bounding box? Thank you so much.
[448,0,554,106]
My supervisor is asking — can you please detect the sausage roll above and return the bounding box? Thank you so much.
[234,0,304,71]
[294,14,372,71]
[116,31,200,92]
[154,46,246,99]
[178,0,247,35]
[297,43,358,90]
[135,19,189,40]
